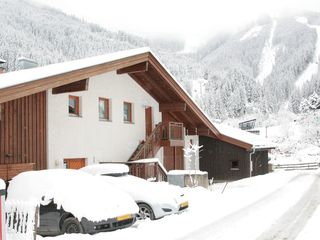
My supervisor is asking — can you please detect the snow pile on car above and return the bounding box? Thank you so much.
[82,164,129,175]
[7,169,139,222]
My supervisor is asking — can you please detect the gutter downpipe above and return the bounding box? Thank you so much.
[249,147,256,177]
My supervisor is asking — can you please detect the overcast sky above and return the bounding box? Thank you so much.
[33,0,320,49]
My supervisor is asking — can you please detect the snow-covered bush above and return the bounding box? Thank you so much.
[299,92,320,112]
[183,143,202,187]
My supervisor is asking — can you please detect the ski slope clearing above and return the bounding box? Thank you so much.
[295,17,320,89]
[255,20,277,85]
[36,170,320,240]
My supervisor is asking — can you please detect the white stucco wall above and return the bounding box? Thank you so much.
[184,135,200,170]
[47,71,161,169]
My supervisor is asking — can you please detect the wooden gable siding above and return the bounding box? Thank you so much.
[0,91,47,177]
[199,136,250,181]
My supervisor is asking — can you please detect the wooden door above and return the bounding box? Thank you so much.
[64,158,86,169]
[145,107,152,138]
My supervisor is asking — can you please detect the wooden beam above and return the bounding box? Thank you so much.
[197,127,211,136]
[159,102,186,112]
[117,61,148,74]
[52,79,88,94]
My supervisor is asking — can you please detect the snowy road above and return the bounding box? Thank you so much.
[37,171,320,240]
[177,172,320,240]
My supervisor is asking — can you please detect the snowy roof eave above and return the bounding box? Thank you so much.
[216,124,276,150]
[0,47,151,90]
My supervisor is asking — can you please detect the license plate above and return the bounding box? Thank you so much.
[180,201,189,208]
[116,214,132,221]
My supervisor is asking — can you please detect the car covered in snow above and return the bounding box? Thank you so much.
[7,169,139,236]
[81,163,189,220]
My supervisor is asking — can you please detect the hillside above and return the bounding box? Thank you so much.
[0,0,200,92]
[1,0,320,120]
[197,13,320,119]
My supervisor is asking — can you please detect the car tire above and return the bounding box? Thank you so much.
[137,203,155,220]
[61,217,84,234]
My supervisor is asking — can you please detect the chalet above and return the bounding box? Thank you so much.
[0,48,274,182]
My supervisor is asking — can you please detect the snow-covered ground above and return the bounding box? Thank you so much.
[36,169,320,240]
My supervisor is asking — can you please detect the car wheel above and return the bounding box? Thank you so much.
[61,217,84,234]
[137,203,155,220]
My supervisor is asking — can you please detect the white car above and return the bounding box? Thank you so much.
[81,164,189,220]
[7,169,138,236]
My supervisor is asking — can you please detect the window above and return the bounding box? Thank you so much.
[99,98,110,121]
[123,102,133,123]
[69,95,80,116]
[230,160,240,170]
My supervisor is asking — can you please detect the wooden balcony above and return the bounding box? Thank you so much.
[161,122,184,147]
[129,122,184,161]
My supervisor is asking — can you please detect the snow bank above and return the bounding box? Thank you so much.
[7,170,138,222]
[81,164,129,175]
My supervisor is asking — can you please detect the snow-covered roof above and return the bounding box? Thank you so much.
[216,124,276,149]
[0,47,150,90]
[0,58,6,64]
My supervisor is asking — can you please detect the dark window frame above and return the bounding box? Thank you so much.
[230,160,240,170]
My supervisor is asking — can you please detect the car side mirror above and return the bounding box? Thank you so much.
[41,195,53,206]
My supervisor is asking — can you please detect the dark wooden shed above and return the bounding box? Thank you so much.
[199,128,273,181]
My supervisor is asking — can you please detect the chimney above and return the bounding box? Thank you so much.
[17,57,38,70]
[0,58,6,74]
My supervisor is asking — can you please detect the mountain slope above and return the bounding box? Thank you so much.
[197,13,320,119]
[0,0,200,92]
[1,0,320,120]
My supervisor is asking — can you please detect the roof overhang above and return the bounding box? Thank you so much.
[0,48,254,150]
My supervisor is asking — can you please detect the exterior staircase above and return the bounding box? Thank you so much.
[128,121,184,181]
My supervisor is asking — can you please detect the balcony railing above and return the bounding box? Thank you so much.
[161,122,184,140]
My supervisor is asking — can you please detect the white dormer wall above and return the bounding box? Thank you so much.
[47,71,161,169]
